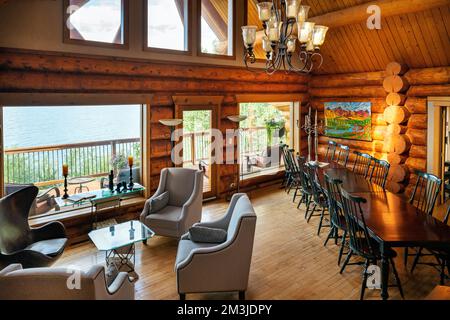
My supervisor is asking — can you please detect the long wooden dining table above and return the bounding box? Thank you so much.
[314,161,450,300]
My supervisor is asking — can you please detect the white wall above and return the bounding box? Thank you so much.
[0,0,254,67]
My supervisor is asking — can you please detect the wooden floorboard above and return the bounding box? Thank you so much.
[56,185,446,300]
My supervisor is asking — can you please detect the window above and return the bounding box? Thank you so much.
[245,0,267,60]
[199,0,235,57]
[239,102,292,180]
[64,0,128,47]
[2,105,143,218]
[146,0,189,52]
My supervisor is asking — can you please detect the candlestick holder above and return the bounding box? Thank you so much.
[128,165,134,190]
[62,174,69,199]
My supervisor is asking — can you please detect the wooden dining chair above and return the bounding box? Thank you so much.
[281,145,293,191]
[369,159,390,189]
[292,155,306,203]
[410,202,450,284]
[323,174,348,266]
[305,163,330,236]
[404,171,442,267]
[352,151,373,178]
[297,162,314,215]
[339,189,404,300]
[336,145,350,167]
[325,141,338,162]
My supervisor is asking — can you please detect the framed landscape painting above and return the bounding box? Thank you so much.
[324,102,372,142]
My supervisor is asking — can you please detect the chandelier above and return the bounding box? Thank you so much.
[241,1,329,74]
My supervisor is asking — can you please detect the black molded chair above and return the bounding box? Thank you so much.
[404,171,442,267]
[369,159,390,189]
[339,189,404,300]
[352,152,373,178]
[305,163,330,236]
[325,141,338,162]
[336,145,350,167]
[0,186,67,269]
[323,175,348,266]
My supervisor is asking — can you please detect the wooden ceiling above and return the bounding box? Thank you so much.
[248,0,450,74]
[309,0,450,74]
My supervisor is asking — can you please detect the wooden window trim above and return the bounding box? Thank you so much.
[0,106,4,198]
[62,0,130,50]
[197,0,237,60]
[0,94,152,220]
[143,0,193,56]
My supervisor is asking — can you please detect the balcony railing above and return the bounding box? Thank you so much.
[182,127,268,165]
[4,138,140,187]
[4,127,271,188]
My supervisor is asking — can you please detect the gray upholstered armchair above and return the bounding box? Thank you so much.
[0,264,134,300]
[175,193,257,300]
[140,168,203,239]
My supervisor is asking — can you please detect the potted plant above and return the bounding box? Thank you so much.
[265,118,286,146]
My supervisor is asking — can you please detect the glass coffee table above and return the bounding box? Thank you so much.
[88,220,154,280]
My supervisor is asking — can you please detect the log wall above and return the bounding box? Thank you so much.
[308,66,450,196]
[0,48,309,198]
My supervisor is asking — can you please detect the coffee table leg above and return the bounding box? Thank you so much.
[106,244,136,273]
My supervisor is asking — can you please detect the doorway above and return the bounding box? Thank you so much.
[175,102,219,199]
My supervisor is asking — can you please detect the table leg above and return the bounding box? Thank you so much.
[380,242,390,301]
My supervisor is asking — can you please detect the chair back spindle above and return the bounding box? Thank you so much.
[325,141,338,162]
[370,159,390,189]
[337,145,350,167]
[409,171,442,215]
[352,152,373,178]
[340,189,377,260]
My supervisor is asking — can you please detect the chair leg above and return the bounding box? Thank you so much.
[338,231,347,266]
[440,258,447,285]
[334,228,339,246]
[239,291,246,300]
[317,207,326,236]
[340,250,353,274]
[404,247,409,267]
[179,293,186,300]
[390,258,404,299]
[307,204,317,223]
[410,247,423,274]
[360,260,370,301]
[324,226,335,247]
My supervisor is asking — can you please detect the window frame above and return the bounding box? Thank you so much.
[0,94,151,220]
[197,0,237,60]
[143,0,193,56]
[62,0,130,49]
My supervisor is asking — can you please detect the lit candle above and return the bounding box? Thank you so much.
[262,36,273,52]
[128,156,134,167]
[62,164,69,176]
[269,27,280,42]
[242,26,257,47]
[287,37,297,53]
[297,5,311,23]
[259,8,271,21]
[315,109,318,127]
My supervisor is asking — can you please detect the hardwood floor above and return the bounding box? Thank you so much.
[56,185,446,300]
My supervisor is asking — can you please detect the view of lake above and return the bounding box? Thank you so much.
[3,105,141,149]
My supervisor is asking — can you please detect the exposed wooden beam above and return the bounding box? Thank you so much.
[310,0,450,28]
